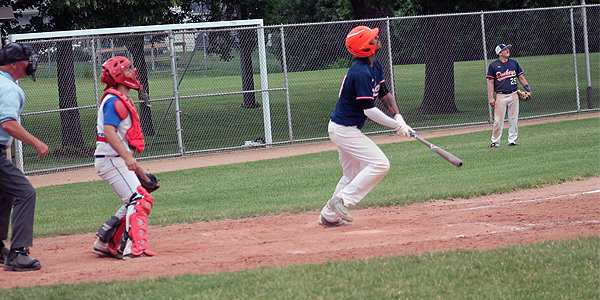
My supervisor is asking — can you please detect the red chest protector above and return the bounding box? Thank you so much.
[100,89,145,154]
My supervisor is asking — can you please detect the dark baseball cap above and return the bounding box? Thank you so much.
[0,43,34,66]
[495,43,511,55]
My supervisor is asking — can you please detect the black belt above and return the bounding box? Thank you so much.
[95,155,120,158]
[496,91,515,94]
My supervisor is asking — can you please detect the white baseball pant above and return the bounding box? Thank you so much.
[320,120,390,222]
[491,91,519,144]
[95,156,141,218]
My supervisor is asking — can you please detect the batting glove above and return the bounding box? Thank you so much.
[394,114,414,137]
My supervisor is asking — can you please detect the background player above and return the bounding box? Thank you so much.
[0,43,46,271]
[487,43,531,148]
[319,25,414,227]
[92,56,155,259]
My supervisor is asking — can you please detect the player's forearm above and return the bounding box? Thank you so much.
[380,93,400,115]
[518,75,529,87]
[487,80,494,98]
[363,107,398,129]
[1,120,44,148]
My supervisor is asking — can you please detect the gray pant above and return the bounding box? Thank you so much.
[0,147,36,249]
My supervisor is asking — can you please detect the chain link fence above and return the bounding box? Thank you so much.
[8,5,599,174]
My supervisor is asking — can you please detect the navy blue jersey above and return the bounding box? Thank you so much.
[486,59,523,93]
[330,59,385,128]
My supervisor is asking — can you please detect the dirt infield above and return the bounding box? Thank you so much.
[3,112,597,289]
[2,178,598,289]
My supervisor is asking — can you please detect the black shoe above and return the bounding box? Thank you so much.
[490,142,499,148]
[0,242,8,265]
[508,142,518,146]
[3,248,41,272]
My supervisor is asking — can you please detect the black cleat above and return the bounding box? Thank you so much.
[508,142,518,146]
[0,242,8,265]
[490,142,499,148]
[3,248,41,272]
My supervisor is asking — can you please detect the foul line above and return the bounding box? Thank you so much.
[457,190,600,211]
[453,220,600,238]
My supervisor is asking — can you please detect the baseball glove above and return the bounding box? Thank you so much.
[517,90,532,101]
[137,172,160,193]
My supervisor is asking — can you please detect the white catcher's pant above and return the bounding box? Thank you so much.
[321,121,390,222]
[95,156,142,218]
[491,91,519,144]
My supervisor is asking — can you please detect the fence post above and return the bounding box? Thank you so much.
[202,33,208,76]
[257,25,273,145]
[385,17,396,99]
[570,7,581,112]
[91,38,100,107]
[580,1,594,108]
[169,32,184,155]
[481,12,492,123]
[279,26,293,143]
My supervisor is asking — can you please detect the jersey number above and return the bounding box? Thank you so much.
[510,77,518,86]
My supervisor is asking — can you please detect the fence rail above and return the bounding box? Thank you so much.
[7,5,599,174]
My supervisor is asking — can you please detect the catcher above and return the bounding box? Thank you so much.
[92,56,160,259]
[486,43,531,148]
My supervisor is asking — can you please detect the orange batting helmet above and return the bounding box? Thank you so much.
[345,26,379,58]
[101,56,141,90]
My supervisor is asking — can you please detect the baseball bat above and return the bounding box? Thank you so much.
[409,132,463,168]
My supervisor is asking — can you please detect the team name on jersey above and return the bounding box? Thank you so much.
[372,82,380,98]
[495,69,516,81]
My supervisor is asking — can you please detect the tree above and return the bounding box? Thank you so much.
[181,0,281,108]
[396,0,587,114]
[13,0,184,150]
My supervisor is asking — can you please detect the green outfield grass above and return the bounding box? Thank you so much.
[4,237,598,299]
[33,117,599,237]
[2,117,598,298]
[14,52,599,172]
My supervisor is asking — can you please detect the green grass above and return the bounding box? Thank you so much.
[14,52,599,173]
[3,237,598,299]
[2,117,598,298]
[32,117,600,238]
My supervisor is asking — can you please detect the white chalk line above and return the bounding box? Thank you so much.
[287,220,600,254]
[451,219,600,239]
[457,190,600,211]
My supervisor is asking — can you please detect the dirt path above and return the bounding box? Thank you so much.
[27,112,598,188]
[2,177,598,289]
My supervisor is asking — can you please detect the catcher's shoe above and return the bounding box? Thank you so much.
[93,238,115,258]
[3,248,41,272]
[0,242,9,265]
[121,239,155,259]
[318,215,351,227]
[327,196,353,222]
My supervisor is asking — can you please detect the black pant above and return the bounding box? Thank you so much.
[0,147,36,249]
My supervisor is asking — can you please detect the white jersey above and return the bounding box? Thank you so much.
[94,93,134,156]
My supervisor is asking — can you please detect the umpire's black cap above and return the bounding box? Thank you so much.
[0,43,34,66]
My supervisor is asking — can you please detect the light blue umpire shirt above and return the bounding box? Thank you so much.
[0,70,25,147]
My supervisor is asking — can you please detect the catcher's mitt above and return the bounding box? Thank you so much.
[137,172,160,193]
[517,90,532,101]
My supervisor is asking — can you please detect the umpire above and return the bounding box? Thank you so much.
[0,42,46,271]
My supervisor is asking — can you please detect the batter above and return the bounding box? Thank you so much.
[319,25,414,226]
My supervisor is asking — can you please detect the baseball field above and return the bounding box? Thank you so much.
[1,114,599,299]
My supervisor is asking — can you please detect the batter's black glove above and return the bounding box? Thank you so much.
[517,89,532,101]
[137,172,160,193]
